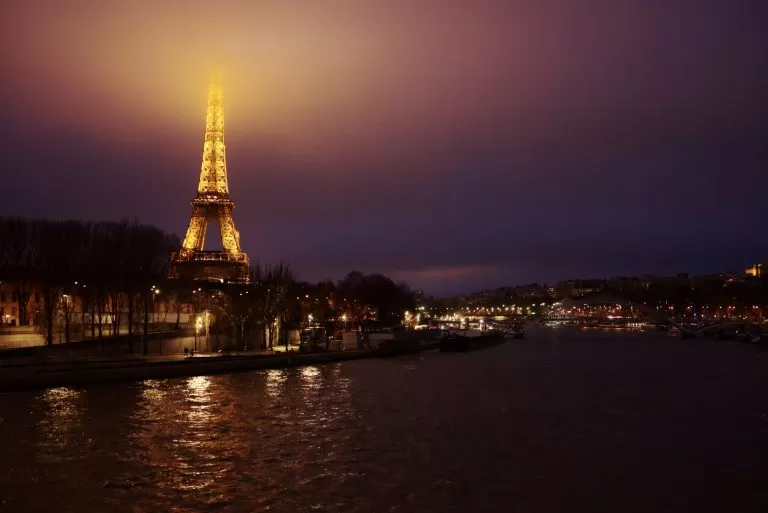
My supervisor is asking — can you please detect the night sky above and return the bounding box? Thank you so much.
[1,1,767,296]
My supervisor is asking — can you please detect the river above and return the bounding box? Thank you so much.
[1,327,766,512]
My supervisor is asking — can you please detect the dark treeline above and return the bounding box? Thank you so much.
[0,217,416,353]
[221,269,416,350]
[0,217,177,350]
[314,271,416,325]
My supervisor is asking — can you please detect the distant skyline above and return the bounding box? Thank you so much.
[1,1,767,296]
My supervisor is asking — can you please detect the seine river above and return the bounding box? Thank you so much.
[1,328,767,513]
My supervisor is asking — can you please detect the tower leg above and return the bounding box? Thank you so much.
[218,205,241,254]
[182,206,209,252]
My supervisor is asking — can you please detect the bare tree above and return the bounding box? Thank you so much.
[62,221,91,343]
[108,220,131,340]
[250,262,294,349]
[227,285,252,350]
[0,218,38,326]
[156,290,171,334]
[168,289,187,328]
[89,222,116,349]
[134,223,178,355]
[34,221,74,345]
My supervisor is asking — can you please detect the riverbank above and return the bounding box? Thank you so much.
[0,342,441,393]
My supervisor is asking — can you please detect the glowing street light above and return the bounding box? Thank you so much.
[195,315,203,352]
[149,286,161,327]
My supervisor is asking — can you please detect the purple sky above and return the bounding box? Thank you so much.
[1,0,767,296]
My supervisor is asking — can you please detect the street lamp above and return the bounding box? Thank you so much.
[150,286,160,328]
[195,315,203,353]
[341,313,347,331]
[203,310,210,352]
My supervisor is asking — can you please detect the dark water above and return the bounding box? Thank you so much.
[1,328,767,513]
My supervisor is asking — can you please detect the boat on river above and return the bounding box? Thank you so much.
[375,338,440,356]
[439,330,506,352]
[506,323,525,339]
[678,321,767,344]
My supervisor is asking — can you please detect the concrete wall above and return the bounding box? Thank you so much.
[342,331,359,350]
[0,330,45,350]
[0,326,192,351]
[0,323,302,355]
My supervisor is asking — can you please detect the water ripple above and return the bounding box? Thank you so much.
[0,331,767,512]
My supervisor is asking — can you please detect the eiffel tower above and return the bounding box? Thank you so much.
[169,74,250,283]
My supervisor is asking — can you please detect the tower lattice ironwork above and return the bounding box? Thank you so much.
[169,74,250,283]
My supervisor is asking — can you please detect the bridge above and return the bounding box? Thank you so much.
[554,292,681,327]
[552,292,766,337]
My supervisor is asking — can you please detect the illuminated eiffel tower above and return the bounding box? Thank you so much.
[169,73,250,283]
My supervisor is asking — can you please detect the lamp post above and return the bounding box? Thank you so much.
[153,288,162,352]
[195,315,202,353]
[61,294,71,344]
[204,310,210,352]
[193,288,203,353]
[150,286,160,327]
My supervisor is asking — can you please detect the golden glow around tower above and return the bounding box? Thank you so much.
[169,73,250,284]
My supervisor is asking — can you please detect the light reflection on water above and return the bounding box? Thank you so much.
[0,330,767,512]
[300,365,321,387]
[265,368,286,399]
[184,375,213,429]
[111,366,362,511]
[36,386,89,458]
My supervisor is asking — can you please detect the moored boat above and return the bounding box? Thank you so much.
[375,338,425,356]
[439,331,506,352]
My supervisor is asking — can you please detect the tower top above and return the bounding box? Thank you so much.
[195,75,228,197]
[210,68,222,85]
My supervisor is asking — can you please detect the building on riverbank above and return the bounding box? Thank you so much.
[0,281,41,327]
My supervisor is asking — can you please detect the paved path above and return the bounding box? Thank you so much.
[2,347,347,366]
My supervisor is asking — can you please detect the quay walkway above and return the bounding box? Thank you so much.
[0,349,377,393]
[0,339,445,393]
